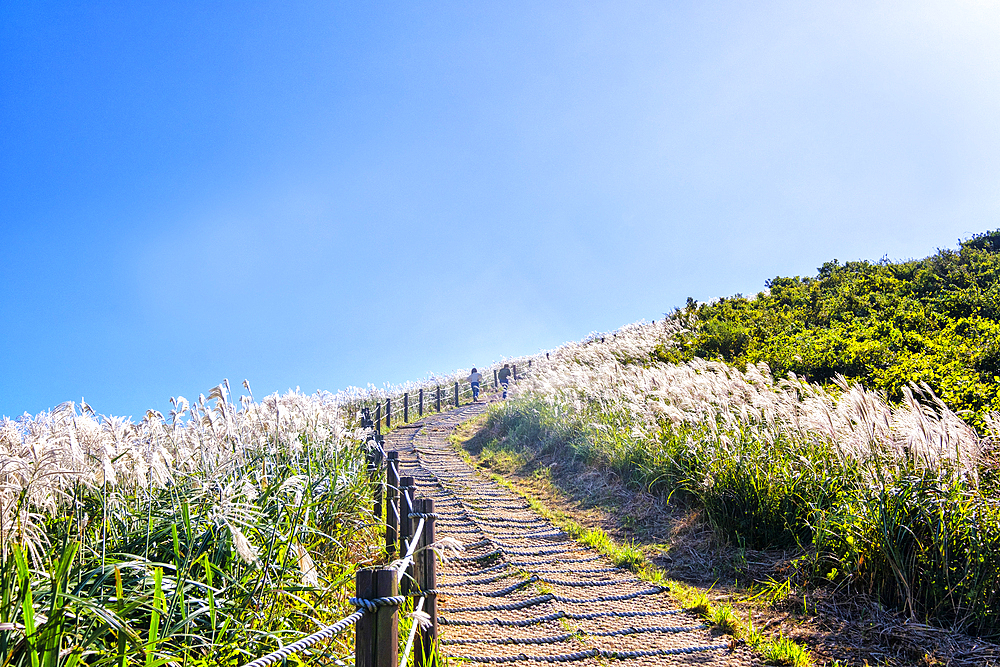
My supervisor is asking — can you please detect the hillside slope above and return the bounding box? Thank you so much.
[480,304,1000,639]
[662,230,1000,428]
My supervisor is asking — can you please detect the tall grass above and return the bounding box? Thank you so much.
[0,351,544,665]
[1,382,381,665]
[487,320,1000,637]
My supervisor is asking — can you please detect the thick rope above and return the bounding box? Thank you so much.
[441,624,709,645]
[240,596,403,667]
[399,596,426,667]
[348,595,407,613]
[239,608,366,667]
[439,608,684,627]
[441,586,663,613]
[449,644,730,662]
[437,571,518,587]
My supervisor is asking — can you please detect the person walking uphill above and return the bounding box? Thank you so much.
[497,363,511,399]
[467,368,483,402]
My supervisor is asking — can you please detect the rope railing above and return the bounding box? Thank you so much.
[399,595,426,667]
[348,356,539,437]
[239,608,366,667]
[239,468,442,667]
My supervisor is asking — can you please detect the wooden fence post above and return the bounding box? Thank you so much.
[435,386,440,412]
[374,568,399,667]
[513,364,517,381]
[398,476,416,595]
[419,388,424,416]
[404,393,408,423]
[385,452,399,555]
[493,369,498,389]
[453,382,459,408]
[375,403,381,436]
[385,398,391,429]
[414,499,437,667]
[355,569,376,667]
[370,446,383,525]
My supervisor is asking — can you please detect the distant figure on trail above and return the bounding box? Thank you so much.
[468,368,483,402]
[498,363,512,399]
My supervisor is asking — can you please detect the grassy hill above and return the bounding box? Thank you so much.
[477,236,1000,640]
[660,230,1000,429]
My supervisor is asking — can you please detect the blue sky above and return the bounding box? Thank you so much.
[2,1,999,420]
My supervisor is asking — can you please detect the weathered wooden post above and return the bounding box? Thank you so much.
[374,403,381,436]
[513,364,517,381]
[413,498,437,667]
[355,568,399,667]
[404,393,408,423]
[398,476,416,595]
[419,388,424,416]
[375,568,398,667]
[355,569,376,667]
[453,382,459,407]
[385,398,391,429]
[371,446,383,525]
[435,386,441,412]
[493,369,498,389]
[385,451,399,555]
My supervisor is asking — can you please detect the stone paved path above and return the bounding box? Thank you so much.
[384,402,758,666]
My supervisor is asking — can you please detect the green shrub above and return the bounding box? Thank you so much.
[671,233,1000,428]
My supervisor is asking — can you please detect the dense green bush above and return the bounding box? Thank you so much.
[670,230,1000,428]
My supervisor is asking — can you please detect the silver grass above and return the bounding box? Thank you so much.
[514,318,988,479]
[226,520,259,564]
[295,543,319,587]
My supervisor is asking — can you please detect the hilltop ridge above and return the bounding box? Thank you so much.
[655,230,1000,428]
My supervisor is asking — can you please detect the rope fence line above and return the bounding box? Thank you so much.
[440,624,710,646]
[448,644,733,663]
[350,357,538,444]
[240,459,443,667]
[437,608,686,628]
[399,595,427,667]
[239,608,366,667]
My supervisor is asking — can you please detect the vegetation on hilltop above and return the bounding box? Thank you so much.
[661,230,1000,427]
[486,314,1000,638]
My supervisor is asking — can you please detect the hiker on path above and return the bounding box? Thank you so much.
[497,364,512,399]
[467,368,483,402]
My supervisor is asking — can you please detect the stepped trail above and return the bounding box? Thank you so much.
[384,400,758,666]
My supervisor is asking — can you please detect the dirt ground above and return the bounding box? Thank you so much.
[453,417,1000,667]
